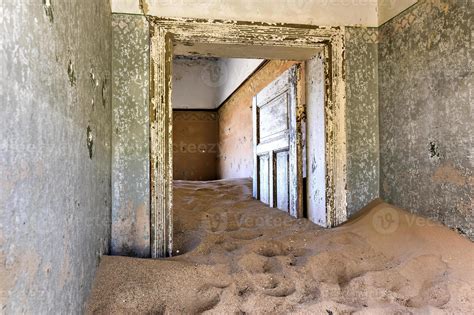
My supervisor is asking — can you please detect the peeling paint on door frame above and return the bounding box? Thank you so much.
[148,17,348,258]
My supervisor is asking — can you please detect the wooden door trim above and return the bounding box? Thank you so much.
[252,96,259,200]
[149,17,348,258]
[288,65,303,218]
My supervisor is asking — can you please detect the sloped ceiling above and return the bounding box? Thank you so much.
[378,0,417,25]
[111,0,417,27]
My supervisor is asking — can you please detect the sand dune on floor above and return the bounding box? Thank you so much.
[87,179,474,314]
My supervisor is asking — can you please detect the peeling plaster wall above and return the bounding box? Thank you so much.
[1,1,112,313]
[305,55,327,226]
[173,111,218,180]
[110,1,473,252]
[379,0,473,238]
[111,14,150,257]
[345,27,380,216]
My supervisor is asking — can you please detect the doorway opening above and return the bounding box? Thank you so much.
[172,56,265,182]
[171,56,314,255]
[149,18,348,258]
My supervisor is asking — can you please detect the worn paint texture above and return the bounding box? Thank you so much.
[1,0,112,313]
[149,23,175,257]
[148,19,348,253]
[111,14,150,257]
[109,16,383,254]
[173,111,218,180]
[379,0,473,239]
[344,27,380,217]
[305,55,327,226]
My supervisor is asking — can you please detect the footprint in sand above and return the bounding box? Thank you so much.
[252,240,289,257]
[407,280,451,308]
[307,251,349,285]
[398,255,451,307]
[223,241,241,252]
[238,253,269,273]
[334,254,451,308]
[255,274,296,297]
[193,283,228,313]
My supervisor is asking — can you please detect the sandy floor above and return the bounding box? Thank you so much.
[87,179,474,314]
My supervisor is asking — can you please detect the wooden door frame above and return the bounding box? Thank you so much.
[148,17,348,258]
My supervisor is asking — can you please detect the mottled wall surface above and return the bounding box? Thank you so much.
[1,1,112,313]
[111,14,150,257]
[345,27,380,216]
[173,111,218,180]
[217,60,299,179]
[379,0,473,238]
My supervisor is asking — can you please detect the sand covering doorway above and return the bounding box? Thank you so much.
[148,17,348,258]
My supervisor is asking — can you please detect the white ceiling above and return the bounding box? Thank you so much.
[172,57,264,109]
[111,0,417,27]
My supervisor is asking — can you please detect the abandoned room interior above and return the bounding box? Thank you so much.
[1,0,473,314]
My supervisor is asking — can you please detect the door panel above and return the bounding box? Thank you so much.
[253,64,303,217]
[275,150,289,211]
[259,92,289,141]
[258,154,270,204]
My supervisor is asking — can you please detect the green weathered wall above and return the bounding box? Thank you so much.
[379,0,473,238]
[1,1,112,312]
[111,14,151,257]
[109,16,382,234]
[345,27,380,217]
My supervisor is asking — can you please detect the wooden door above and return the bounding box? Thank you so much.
[253,64,303,218]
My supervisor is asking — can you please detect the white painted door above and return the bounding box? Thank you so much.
[252,65,303,218]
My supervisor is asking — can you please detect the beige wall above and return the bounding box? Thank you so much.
[173,111,218,180]
[217,60,300,179]
[112,0,378,26]
[112,0,418,27]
